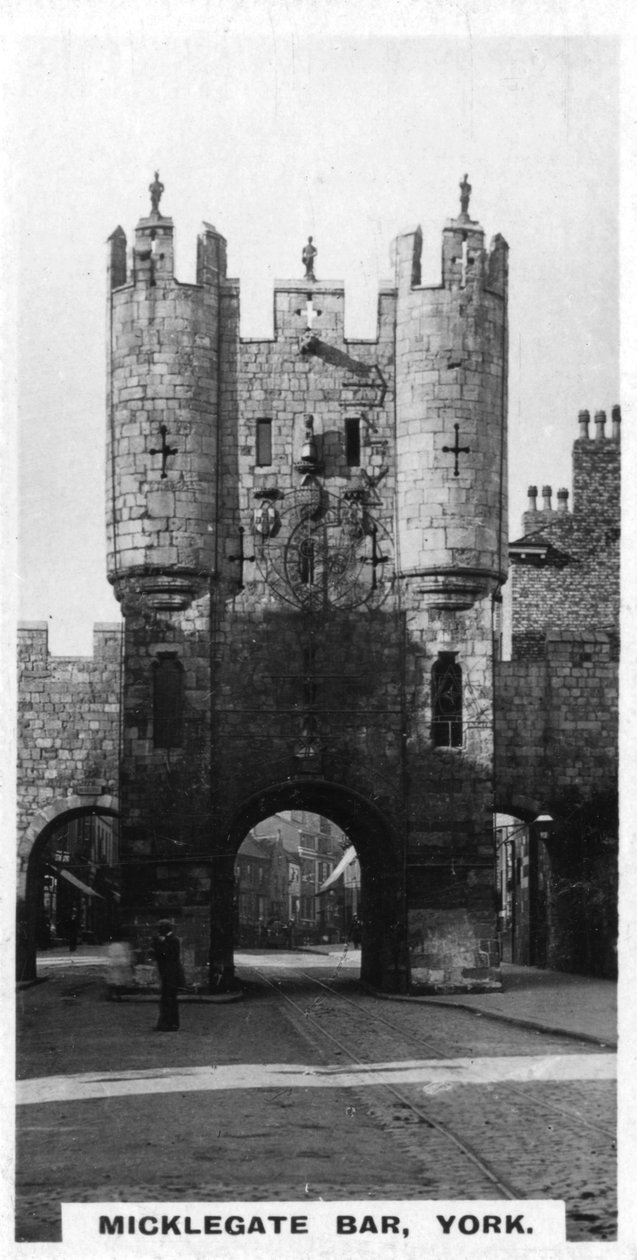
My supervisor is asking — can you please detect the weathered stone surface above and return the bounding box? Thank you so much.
[16,624,122,897]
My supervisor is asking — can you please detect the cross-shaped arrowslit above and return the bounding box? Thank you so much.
[442,423,471,477]
[452,238,474,287]
[149,425,179,478]
[295,295,322,329]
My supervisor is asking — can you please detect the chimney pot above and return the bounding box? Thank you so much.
[557,488,569,513]
[578,409,590,439]
[527,485,538,510]
[594,410,606,440]
[542,485,552,511]
[611,404,621,443]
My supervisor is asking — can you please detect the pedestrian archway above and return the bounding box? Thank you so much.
[17,796,120,982]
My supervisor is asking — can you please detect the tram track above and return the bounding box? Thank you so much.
[245,963,523,1201]
[241,959,616,1231]
[290,965,617,1144]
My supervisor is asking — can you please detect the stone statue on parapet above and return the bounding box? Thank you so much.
[149,171,165,215]
[302,236,317,281]
[459,173,471,218]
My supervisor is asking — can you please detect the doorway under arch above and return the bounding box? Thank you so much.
[17,796,120,982]
[211,778,408,994]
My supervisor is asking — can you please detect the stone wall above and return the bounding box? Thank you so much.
[16,620,121,977]
[495,631,618,817]
[17,624,121,843]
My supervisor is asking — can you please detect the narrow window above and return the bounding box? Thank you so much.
[345,417,361,467]
[153,655,184,749]
[256,418,272,466]
[431,652,462,748]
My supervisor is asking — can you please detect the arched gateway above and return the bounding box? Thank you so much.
[17,795,119,982]
[104,179,509,994]
[220,780,402,991]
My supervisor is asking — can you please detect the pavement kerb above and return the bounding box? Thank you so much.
[363,987,617,1050]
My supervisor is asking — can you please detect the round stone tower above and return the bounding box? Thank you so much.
[106,178,227,611]
[394,179,509,609]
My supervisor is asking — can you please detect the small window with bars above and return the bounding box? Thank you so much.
[431,652,462,748]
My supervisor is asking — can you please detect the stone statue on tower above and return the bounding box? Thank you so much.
[459,173,471,219]
[302,236,317,281]
[149,171,165,215]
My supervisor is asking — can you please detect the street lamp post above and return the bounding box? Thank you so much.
[529,812,556,967]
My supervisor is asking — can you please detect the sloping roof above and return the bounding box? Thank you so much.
[509,531,555,550]
[238,834,270,860]
[509,531,571,566]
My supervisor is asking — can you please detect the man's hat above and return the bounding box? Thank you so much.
[157,919,173,932]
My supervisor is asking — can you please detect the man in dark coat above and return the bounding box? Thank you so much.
[152,919,181,1031]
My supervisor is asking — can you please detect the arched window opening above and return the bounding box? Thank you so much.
[431,652,462,747]
[153,655,184,749]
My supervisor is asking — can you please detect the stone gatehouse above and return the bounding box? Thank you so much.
[16,180,619,987]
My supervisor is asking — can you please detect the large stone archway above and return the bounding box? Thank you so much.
[209,778,406,994]
[17,795,119,982]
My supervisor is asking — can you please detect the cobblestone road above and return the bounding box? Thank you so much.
[16,953,616,1244]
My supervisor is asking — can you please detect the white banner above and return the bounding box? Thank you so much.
[62,1200,566,1254]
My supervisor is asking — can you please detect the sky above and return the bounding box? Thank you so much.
[4,1,623,656]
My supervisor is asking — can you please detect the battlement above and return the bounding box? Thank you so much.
[108,217,227,291]
[394,219,508,299]
[18,622,122,663]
